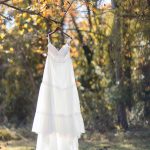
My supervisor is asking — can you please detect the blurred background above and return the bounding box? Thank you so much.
[0,0,150,149]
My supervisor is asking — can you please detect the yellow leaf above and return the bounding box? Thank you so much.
[43,9,52,17]
[28,28,33,32]
[36,64,44,70]
[10,48,14,52]
[0,33,5,39]
[76,81,81,87]
[37,18,41,24]
[8,58,14,64]
[15,22,20,26]
[22,13,28,18]
[26,18,31,22]
[32,49,43,54]
[23,24,28,28]
[73,62,77,68]
[1,25,6,30]
[19,29,25,35]
[16,14,22,18]
[74,51,79,57]
[12,0,23,4]
[92,7,97,13]
[106,105,112,110]
[8,29,13,34]
[0,45,3,50]
[115,125,121,130]
[60,12,65,17]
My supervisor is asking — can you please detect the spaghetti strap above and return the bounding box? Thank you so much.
[48,34,50,44]
[66,38,72,46]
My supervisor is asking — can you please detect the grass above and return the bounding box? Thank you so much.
[80,128,150,150]
[0,126,150,150]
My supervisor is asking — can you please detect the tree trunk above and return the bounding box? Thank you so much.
[117,101,128,130]
[111,12,129,130]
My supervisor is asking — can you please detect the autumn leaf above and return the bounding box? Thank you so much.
[19,29,25,35]
[60,12,65,17]
[36,64,44,70]
[0,45,3,50]
[23,24,28,28]
[9,48,14,53]
[12,0,23,4]
[32,49,44,54]
[92,7,98,13]
[22,13,28,18]
[1,24,6,30]
[28,28,33,32]
[0,33,5,39]
[43,9,53,17]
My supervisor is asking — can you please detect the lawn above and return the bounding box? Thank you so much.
[0,126,150,150]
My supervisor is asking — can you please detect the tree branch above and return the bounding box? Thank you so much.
[0,0,10,3]
[71,14,93,65]
[0,1,60,24]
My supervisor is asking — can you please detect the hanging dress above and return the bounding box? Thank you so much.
[31,35,85,150]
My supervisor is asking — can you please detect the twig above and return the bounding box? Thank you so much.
[60,0,75,24]
[0,13,12,21]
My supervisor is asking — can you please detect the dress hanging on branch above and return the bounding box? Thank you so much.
[31,32,85,150]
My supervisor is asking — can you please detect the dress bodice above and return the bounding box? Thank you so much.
[47,35,72,63]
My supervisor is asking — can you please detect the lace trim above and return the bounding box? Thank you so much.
[47,50,71,63]
[41,80,77,90]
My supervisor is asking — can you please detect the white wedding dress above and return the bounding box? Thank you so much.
[31,35,85,150]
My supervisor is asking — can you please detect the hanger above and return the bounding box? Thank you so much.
[48,26,73,40]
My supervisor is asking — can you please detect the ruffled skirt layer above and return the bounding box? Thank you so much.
[32,111,85,138]
[32,81,85,150]
[36,133,79,150]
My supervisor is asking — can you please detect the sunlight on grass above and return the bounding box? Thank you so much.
[118,143,136,150]
[7,147,34,150]
[0,127,150,150]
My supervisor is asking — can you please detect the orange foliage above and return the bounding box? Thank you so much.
[12,0,23,4]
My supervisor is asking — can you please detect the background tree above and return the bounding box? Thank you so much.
[0,0,149,131]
